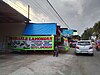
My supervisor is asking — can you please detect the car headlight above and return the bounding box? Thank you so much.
[88,49,93,52]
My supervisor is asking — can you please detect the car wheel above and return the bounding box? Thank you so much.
[96,48,99,51]
[97,48,100,51]
[75,52,78,55]
[90,53,94,56]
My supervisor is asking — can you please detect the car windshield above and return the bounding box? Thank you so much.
[78,41,91,46]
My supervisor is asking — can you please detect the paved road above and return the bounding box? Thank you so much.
[66,48,100,75]
[0,49,100,75]
[0,53,49,75]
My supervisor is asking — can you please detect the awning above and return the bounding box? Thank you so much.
[0,1,30,23]
[23,23,57,35]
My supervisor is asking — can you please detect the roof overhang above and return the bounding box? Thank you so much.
[0,1,30,23]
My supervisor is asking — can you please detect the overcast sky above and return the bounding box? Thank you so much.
[4,0,100,35]
[44,0,100,35]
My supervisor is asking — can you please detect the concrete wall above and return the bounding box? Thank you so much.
[0,23,26,36]
[0,23,26,52]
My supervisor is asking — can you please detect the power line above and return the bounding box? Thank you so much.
[26,0,51,19]
[46,0,70,29]
[35,0,64,24]
[41,0,66,26]
[26,0,64,25]
[8,0,70,28]
[26,0,68,27]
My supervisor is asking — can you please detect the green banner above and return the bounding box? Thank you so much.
[8,36,54,50]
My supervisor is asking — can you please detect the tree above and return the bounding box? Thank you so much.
[81,28,93,40]
[81,21,100,40]
[93,21,100,33]
[93,21,100,38]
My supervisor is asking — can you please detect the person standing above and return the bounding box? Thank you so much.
[53,38,58,57]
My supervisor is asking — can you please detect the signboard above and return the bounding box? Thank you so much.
[63,37,70,51]
[73,32,78,35]
[8,36,54,50]
[62,29,73,36]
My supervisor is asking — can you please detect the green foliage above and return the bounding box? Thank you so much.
[81,21,100,39]
[93,21,100,33]
[81,28,93,40]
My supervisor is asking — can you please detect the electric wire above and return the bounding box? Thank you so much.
[46,0,70,29]
[35,0,64,24]
[7,0,70,28]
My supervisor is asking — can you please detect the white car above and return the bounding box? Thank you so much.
[75,40,94,56]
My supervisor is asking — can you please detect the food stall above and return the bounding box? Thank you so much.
[61,28,70,51]
[8,23,57,51]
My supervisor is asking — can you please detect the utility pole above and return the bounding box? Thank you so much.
[28,5,30,23]
[47,0,70,29]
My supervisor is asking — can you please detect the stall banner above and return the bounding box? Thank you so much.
[63,37,70,51]
[8,36,54,50]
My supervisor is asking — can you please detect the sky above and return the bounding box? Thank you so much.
[3,0,100,35]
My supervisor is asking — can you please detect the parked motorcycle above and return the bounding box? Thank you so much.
[96,41,100,51]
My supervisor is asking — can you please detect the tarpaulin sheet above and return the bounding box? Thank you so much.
[23,23,57,35]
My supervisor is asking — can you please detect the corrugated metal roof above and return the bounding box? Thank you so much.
[23,23,57,35]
